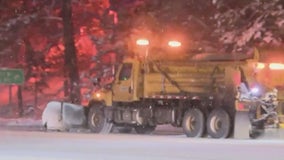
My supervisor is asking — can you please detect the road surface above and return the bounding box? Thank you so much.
[0,128,284,160]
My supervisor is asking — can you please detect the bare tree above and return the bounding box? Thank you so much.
[62,0,81,104]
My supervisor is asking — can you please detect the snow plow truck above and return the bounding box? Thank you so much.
[42,45,284,139]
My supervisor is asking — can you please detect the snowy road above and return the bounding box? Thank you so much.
[0,129,284,160]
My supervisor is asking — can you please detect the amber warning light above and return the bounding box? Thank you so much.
[136,39,149,46]
[256,62,284,70]
[168,40,181,47]
[256,63,265,70]
[269,63,284,70]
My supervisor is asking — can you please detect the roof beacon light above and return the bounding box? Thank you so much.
[256,63,265,70]
[269,63,284,70]
[136,39,149,46]
[168,40,181,47]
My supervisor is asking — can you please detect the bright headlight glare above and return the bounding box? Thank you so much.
[95,93,101,98]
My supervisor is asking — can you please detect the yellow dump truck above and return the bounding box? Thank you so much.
[86,49,283,139]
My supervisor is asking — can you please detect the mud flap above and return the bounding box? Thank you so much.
[42,101,86,131]
[234,111,250,139]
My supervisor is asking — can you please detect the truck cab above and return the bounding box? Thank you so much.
[89,58,143,106]
[112,58,143,102]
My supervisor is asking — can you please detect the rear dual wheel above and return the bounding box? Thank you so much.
[182,108,232,138]
[206,108,231,138]
[182,108,205,138]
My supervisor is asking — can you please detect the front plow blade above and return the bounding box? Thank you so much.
[234,111,250,139]
[42,101,86,131]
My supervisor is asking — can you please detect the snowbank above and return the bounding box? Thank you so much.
[0,118,42,127]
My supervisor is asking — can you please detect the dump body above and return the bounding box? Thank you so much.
[143,60,243,98]
[109,56,257,113]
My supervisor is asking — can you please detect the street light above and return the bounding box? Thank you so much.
[168,40,181,47]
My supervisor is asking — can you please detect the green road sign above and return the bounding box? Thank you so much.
[0,68,24,84]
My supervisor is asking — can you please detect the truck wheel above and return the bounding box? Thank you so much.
[88,106,113,133]
[207,108,231,138]
[134,125,156,134]
[182,108,205,138]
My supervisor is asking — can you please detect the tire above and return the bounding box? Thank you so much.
[88,106,113,134]
[134,125,156,134]
[207,108,231,138]
[182,108,205,138]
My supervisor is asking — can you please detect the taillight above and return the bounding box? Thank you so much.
[235,102,250,111]
[236,103,244,111]
[269,63,284,70]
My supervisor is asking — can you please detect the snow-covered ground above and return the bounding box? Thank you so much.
[0,129,284,160]
[0,118,41,127]
[0,116,283,140]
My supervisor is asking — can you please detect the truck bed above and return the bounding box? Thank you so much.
[143,60,243,98]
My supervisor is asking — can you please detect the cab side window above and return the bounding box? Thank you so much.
[119,63,132,81]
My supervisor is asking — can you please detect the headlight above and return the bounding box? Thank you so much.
[95,93,101,98]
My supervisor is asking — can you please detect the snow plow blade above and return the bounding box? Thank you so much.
[42,101,86,131]
[234,111,250,139]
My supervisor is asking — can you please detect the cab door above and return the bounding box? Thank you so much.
[112,63,135,102]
